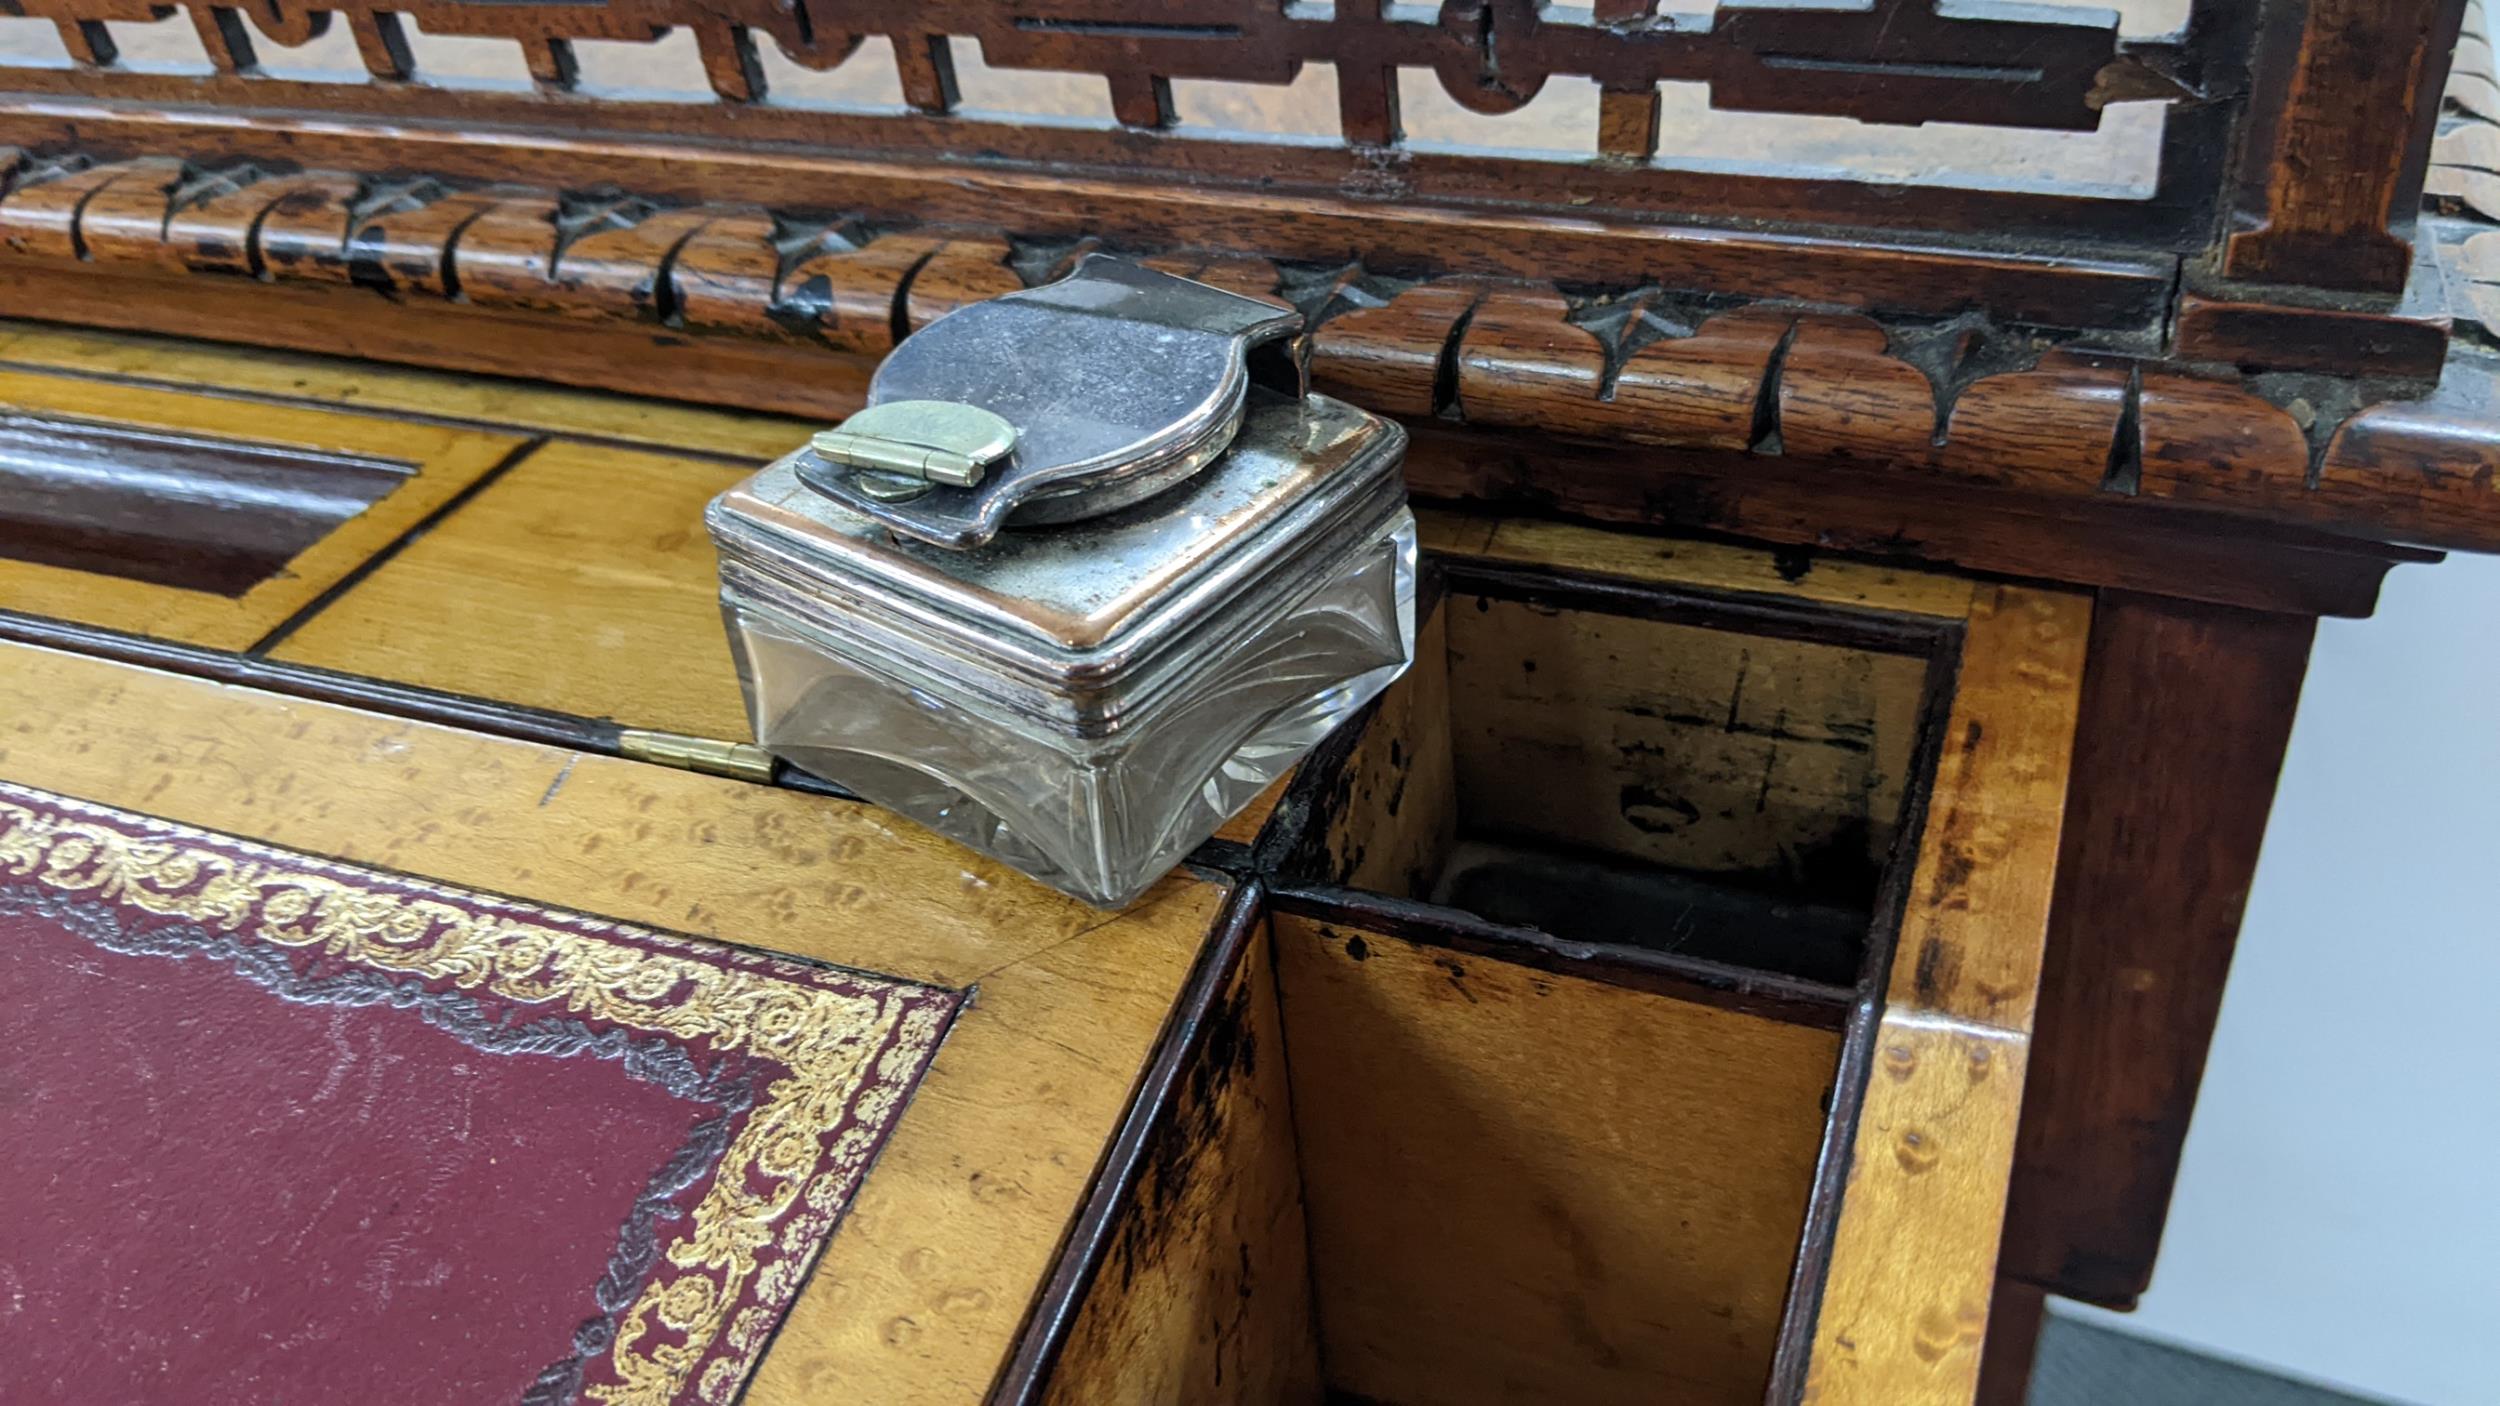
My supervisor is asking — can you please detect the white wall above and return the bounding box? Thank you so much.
[2063,554,2500,1406]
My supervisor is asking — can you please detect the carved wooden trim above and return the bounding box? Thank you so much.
[2226,0,2468,293]
[0,103,2181,330]
[2173,293,2453,378]
[0,0,2223,248]
[0,0,2138,129]
[3,147,2496,556]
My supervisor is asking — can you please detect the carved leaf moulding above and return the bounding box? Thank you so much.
[0,147,2493,557]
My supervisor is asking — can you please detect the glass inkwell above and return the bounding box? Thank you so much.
[708,256,1416,907]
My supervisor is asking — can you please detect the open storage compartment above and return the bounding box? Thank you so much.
[1267,547,1957,1406]
[1294,557,1946,988]
[1029,515,2090,1406]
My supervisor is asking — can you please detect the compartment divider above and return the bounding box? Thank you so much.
[1766,629,1968,1403]
[1270,883,1855,1033]
[1438,558,1952,659]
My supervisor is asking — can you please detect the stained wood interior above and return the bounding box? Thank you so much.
[1040,917,1324,1405]
[1162,541,1971,1406]
[1270,909,1840,1406]
[1316,577,1931,986]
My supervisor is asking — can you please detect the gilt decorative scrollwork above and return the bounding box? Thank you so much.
[0,782,962,1406]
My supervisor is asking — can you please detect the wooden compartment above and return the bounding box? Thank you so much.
[1269,904,1841,1406]
[1273,564,1946,1406]
[1302,562,1939,987]
[1035,518,2091,1406]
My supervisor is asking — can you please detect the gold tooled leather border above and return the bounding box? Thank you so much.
[0,780,959,1406]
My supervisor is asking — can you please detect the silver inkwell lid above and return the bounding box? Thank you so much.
[796,253,1307,547]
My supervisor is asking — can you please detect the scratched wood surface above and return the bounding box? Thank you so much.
[1418,511,1944,910]
[1443,596,1928,893]
[1273,909,1840,1406]
[1802,584,2090,1406]
[0,638,1235,1406]
[0,370,523,649]
[1039,916,1325,1406]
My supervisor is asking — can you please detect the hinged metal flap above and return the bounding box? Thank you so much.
[796,255,1304,549]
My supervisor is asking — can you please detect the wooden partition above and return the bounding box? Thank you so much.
[1271,904,1841,1406]
[1021,514,2087,1406]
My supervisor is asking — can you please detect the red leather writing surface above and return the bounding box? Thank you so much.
[0,782,959,1405]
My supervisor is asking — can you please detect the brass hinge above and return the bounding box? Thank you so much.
[810,400,1019,491]
[617,729,776,783]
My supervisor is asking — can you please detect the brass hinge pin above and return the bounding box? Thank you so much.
[617,729,777,783]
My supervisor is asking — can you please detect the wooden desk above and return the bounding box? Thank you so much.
[0,338,2089,1403]
[0,4,2489,1398]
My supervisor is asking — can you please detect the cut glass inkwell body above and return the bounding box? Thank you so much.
[708,256,1418,907]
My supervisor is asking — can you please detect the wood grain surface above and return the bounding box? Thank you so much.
[0,321,816,461]
[1805,1016,2034,1405]
[1274,910,1840,1406]
[1881,588,2093,1036]
[1039,917,1324,1406]
[1804,585,2091,1406]
[268,439,752,738]
[1974,1279,2052,1406]
[0,638,1234,1406]
[1997,594,2317,1309]
[2225,0,2464,291]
